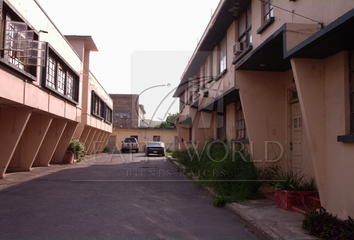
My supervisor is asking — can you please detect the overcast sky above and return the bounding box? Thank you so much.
[36,0,220,120]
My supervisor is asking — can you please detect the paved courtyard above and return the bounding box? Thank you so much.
[0,153,260,240]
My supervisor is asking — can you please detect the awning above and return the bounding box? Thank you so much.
[179,116,192,125]
[285,8,354,59]
[235,25,291,72]
[199,87,239,112]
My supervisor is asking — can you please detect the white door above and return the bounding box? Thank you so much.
[291,102,302,174]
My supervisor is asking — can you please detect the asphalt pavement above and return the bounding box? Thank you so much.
[0,153,260,240]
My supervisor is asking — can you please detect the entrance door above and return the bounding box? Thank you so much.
[291,102,302,173]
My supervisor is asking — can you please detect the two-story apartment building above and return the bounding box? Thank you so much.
[174,0,354,219]
[0,0,112,178]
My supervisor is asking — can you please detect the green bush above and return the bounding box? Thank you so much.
[102,145,111,153]
[175,140,261,204]
[303,208,354,239]
[67,138,86,162]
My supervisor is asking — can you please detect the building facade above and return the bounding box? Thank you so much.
[174,0,354,219]
[0,0,112,178]
[109,94,178,152]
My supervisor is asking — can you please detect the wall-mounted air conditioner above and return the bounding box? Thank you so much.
[233,42,245,54]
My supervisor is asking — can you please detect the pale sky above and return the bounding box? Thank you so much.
[36,0,220,120]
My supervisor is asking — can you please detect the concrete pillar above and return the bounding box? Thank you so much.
[291,58,326,207]
[51,121,78,163]
[0,107,32,178]
[79,126,91,147]
[33,118,67,167]
[8,113,52,171]
[85,128,97,155]
[88,130,102,155]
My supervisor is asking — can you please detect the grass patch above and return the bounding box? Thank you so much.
[175,140,262,206]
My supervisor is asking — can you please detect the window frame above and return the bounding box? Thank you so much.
[236,102,247,140]
[219,36,227,74]
[0,2,40,80]
[42,45,80,104]
[91,90,112,124]
[238,6,252,48]
[263,0,273,22]
[257,0,275,34]
[113,109,131,119]
[153,136,161,142]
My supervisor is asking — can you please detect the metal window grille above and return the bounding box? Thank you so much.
[239,6,252,47]
[236,102,247,139]
[46,54,56,89]
[67,72,75,100]
[264,0,273,21]
[57,63,66,94]
[350,50,354,134]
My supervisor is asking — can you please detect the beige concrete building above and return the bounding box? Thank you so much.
[0,0,112,178]
[109,128,179,153]
[108,94,178,152]
[174,0,354,219]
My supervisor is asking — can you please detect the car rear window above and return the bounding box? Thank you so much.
[124,138,136,142]
[147,142,163,147]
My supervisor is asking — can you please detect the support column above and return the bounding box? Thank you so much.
[0,107,32,178]
[33,118,67,167]
[85,128,98,155]
[88,130,102,155]
[51,121,78,163]
[80,126,91,147]
[8,113,52,171]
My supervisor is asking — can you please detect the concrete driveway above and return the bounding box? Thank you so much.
[0,153,260,240]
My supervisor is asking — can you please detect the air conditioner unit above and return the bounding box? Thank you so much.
[233,42,245,54]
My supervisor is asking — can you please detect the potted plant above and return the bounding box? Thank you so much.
[272,171,319,210]
[63,138,86,163]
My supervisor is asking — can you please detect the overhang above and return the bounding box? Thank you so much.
[179,116,192,125]
[235,25,291,72]
[199,87,239,112]
[173,0,251,97]
[285,8,354,59]
[191,99,199,109]
[65,35,99,52]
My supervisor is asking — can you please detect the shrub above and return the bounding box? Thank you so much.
[303,208,354,239]
[102,145,111,153]
[175,140,261,205]
[67,138,86,162]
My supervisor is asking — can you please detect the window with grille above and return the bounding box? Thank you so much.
[219,37,227,73]
[0,3,45,79]
[236,102,247,139]
[91,91,111,124]
[153,136,161,141]
[263,0,273,22]
[239,6,252,48]
[46,54,56,89]
[44,48,79,103]
[114,110,131,119]
[105,105,112,124]
[350,50,354,134]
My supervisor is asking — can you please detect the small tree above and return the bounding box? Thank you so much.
[153,112,179,129]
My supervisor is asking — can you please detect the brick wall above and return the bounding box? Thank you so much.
[110,94,140,128]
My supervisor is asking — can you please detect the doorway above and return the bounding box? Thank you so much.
[290,102,302,174]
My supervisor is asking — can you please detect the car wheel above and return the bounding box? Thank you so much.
[162,153,165,156]
[136,149,139,153]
